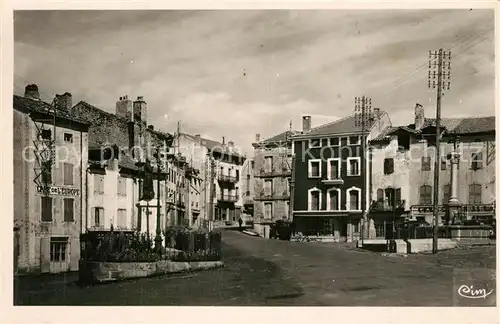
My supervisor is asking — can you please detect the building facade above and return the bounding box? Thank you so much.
[241,157,255,223]
[291,112,390,242]
[13,85,89,274]
[369,103,495,238]
[252,131,296,238]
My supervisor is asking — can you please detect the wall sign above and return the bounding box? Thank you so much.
[37,185,80,196]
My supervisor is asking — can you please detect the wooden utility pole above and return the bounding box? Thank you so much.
[428,49,452,254]
[354,96,372,243]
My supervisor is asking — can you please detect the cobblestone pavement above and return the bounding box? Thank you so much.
[14,231,496,306]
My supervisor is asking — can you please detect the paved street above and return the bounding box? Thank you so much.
[14,230,496,306]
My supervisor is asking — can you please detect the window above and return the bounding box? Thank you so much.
[41,160,53,184]
[50,237,68,262]
[236,169,240,179]
[443,184,451,204]
[441,156,447,170]
[383,158,394,175]
[41,129,52,140]
[63,163,74,185]
[471,152,483,170]
[94,174,104,194]
[348,136,360,145]
[347,188,360,210]
[117,177,127,196]
[352,222,359,233]
[469,184,482,204]
[94,207,104,227]
[265,156,273,172]
[329,137,340,146]
[328,189,340,210]
[63,198,74,222]
[41,197,53,222]
[117,209,127,229]
[264,202,273,220]
[419,185,432,205]
[63,133,73,143]
[421,156,431,171]
[347,157,360,176]
[310,190,320,211]
[308,159,321,178]
[395,188,402,206]
[376,188,384,202]
[327,158,341,179]
[310,139,321,148]
[264,180,273,196]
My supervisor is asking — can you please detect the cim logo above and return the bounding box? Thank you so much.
[457,285,494,299]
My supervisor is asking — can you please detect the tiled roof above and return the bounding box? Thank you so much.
[13,95,89,125]
[182,133,244,158]
[422,117,495,134]
[261,130,300,144]
[370,125,418,142]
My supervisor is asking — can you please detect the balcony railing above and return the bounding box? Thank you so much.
[410,204,495,215]
[217,174,239,183]
[254,191,290,201]
[217,194,238,203]
[255,168,292,178]
[370,200,406,212]
[321,175,344,185]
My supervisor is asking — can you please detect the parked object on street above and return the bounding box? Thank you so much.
[269,219,293,240]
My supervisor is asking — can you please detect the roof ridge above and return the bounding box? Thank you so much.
[307,114,352,133]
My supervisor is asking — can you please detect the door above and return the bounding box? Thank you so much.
[49,237,70,273]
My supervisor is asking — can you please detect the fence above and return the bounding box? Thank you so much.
[385,226,451,240]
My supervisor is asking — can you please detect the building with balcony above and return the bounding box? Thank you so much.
[241,157,255,221]
[369,103,495,238]
[291,111,390,242]
[13,85,90,274]
[252,131,297,237]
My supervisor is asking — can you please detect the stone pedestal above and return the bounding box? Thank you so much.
[446,151,461,225]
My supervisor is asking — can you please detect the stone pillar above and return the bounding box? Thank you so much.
[446,151,461,225]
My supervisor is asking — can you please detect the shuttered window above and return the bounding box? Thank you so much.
[469,184,482,204]
[41,197,53,221]
[63,198,74,222]
[63,163,73,185]
[377,188,384,202]
[311,191,320,210]
[471,152,483,170]
[117,177,127,196]
[421,157,431,171]
[419,185,432,205]
[395,188,402,206]
[384,158,394,175]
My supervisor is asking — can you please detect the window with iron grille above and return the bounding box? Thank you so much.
[471,152,483,170]
[419,185,432,205]
[41,196,53,222]
[63,198,74,222]
[383,158,394,175]
[421,156,431,171]
[468,184,482,204]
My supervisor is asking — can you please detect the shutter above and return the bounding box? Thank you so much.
[69,238,79,271]
[395,188,402,205]
[478,152,483,169]
[40,237,50,273]
[377,189,384,202]
[389,159,394,174]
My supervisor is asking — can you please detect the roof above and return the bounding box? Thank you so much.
[370,125,417,142]
[181,133,244,159]
[260,130,300,144]
[422,117,495,134]
[13,95,89,125]
[292,112,387,139]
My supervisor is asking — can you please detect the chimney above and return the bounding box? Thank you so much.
[195,134,201,144]
[222,136,225,145]
[133,96,147,124]
[255,133,260,142]
[372,108,380,122]
[116,95,133,119]
[54,92,72,111]
[302,115,311,133]
[24,84,40,100]
[148,125,154,131]
[414,103,425,130]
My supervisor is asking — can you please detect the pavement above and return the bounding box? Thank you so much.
[13,230,496,306]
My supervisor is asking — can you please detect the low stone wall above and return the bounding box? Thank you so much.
[358,239,457,254]
[449,225,493,246]
[78,259,224,284]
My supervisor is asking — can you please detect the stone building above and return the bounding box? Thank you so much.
[241,157,255,222]
[290,112,389,242]
[368,103,495,238]
[13,85,90,274]
[252,130,297,238]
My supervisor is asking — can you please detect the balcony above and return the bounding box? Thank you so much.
[255,168,292,178]
[217,174,239,184]
[321,175,344,186]
[218,194,238,203]
[254,191,290,201]
[370,200,406,212]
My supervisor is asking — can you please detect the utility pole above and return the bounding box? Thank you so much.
[354,96,372,244]
[428,49,452,254]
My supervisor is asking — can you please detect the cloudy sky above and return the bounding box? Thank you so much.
[14,9,494,155]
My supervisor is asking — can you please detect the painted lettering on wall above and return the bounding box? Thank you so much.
[36,186,80,196]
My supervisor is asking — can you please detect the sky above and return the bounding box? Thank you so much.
[14,9,495,156]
